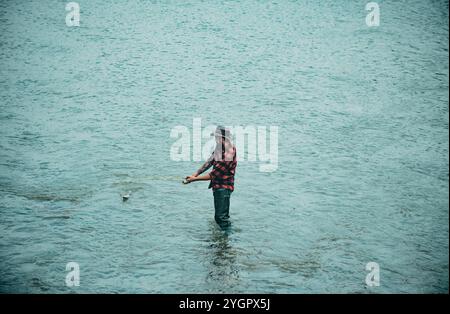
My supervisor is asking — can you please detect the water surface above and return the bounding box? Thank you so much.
[0,0,448,293]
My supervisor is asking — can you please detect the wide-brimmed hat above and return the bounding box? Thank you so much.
[212,125,232,140]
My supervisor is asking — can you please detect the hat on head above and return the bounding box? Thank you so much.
[214,125,232,140]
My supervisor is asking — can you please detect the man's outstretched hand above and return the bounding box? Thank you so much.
[183,173,198,184]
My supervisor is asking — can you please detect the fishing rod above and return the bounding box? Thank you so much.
[115,175,187,182]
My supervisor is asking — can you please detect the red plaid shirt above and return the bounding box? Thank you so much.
[195,144,237,191]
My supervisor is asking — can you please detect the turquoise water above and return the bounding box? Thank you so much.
[0,0,448,293]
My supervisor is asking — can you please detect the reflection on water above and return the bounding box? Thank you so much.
[205,223,240,292]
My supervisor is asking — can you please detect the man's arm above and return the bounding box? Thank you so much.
[185,160,234,184]
[186,173,211,183]
[184,153,214,183]
[193,153,214,176]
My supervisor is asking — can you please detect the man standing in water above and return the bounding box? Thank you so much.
[184,126,237,229]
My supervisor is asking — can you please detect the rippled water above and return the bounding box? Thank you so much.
[0,0,448,293]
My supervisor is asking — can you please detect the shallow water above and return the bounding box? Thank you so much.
[0,0,448,293]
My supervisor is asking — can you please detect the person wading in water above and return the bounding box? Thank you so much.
[184,126,237,229]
